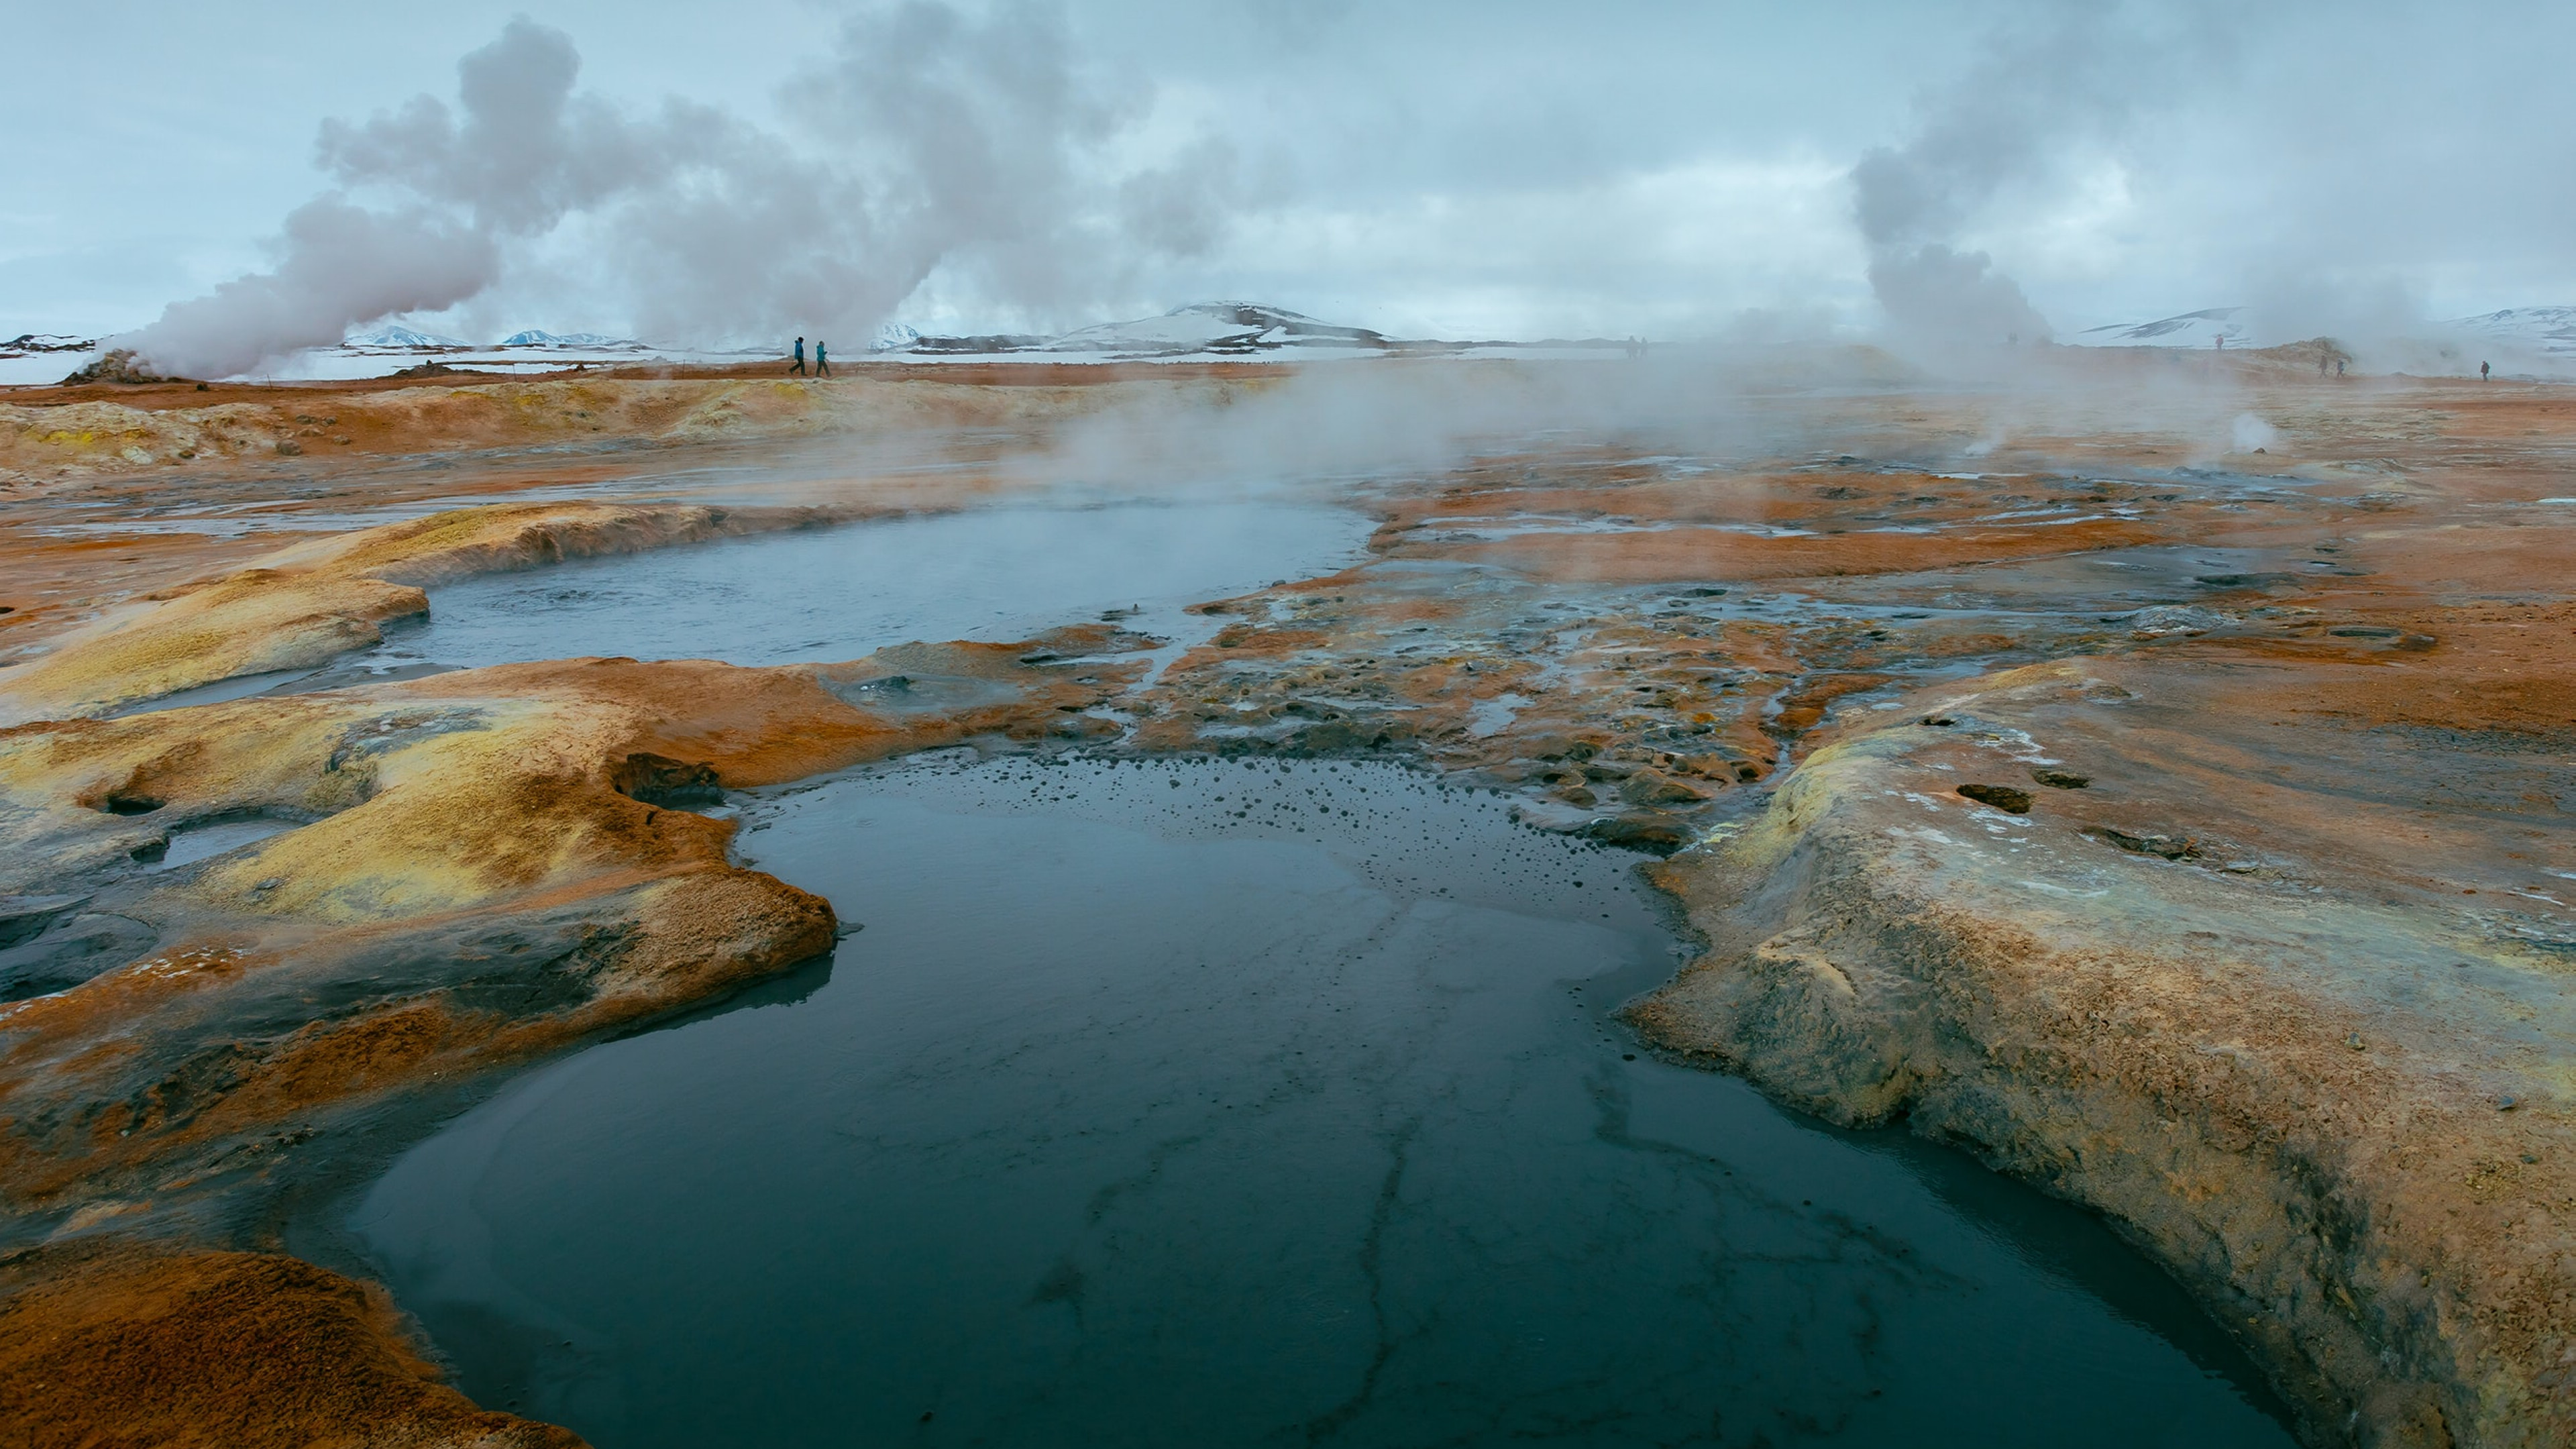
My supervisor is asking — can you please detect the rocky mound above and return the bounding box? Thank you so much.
[56,350,182,386]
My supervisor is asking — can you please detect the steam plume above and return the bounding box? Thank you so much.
[118,3,1238,378]
[1850,5,2190,349]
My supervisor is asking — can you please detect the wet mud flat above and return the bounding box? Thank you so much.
[330,753,2293,1448]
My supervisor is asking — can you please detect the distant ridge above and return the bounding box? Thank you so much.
[877,301,1537,360]
[2074,308,2249,348]
[2451,307,2576,358]
[499,329,639,348]
[344,325,472,350]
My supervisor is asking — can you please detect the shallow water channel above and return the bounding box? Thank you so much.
[346,753,2296,1448]
[367,497,1375,672]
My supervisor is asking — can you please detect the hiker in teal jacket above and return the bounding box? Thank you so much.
[788,337,806,376]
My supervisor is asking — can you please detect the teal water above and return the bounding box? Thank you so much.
[347,754,2296,1448]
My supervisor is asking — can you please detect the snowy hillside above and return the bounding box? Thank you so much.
[1,333,95,356]
[881,301,1428,361]
[0,334,102,384]
[346,325,472,350]
[2451,307,2576,360]
[5,301,1624,385]
[2072,307,2251,349]
[1040,302,1391,357]
[498,329,640,348]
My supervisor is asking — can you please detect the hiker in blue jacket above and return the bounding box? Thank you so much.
[789,337,806,376]
[816,340,830,377]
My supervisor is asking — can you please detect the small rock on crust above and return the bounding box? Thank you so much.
[2092,826,2199,860]
[1956,783,2033,814]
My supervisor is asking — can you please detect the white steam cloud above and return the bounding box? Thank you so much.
[1850,5,2207,351]
[118,2,1240,378]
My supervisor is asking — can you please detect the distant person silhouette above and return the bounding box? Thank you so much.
[2337,359,2346,376]
[789,337,806,376]
[816,341,830,377]
[2481,360,2491,381]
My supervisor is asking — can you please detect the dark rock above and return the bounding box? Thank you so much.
[58,349,176,386]
[1525,734,1604,762]
[2030,768,2090,790]
[1956,784,2033,814]
[1283,719,1398,753]
[611,753,722,807]
[1584,812,1690,853]
[1622,768,1713,806]
[2092,826,2200,860]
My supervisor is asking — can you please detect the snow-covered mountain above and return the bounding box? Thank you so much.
[887,302,1397,360]
[1042,302,1391,356]
[1,333,96,356]
[2072,307,2251,349]
[345,325,472,350]
[498,329,640,348]
[2450,307,2576,358]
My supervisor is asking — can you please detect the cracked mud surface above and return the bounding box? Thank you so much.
[1,356,2571,1446]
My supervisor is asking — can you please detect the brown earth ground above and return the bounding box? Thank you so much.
[0,347,2570,1446]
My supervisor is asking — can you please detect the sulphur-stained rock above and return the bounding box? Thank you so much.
[0,501,841,725]
[0,1241,587,1448]
[1628,655,2576,1446]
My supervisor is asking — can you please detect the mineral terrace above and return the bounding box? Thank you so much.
[0,352,2569,1447]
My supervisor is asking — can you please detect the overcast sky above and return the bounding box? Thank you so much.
[7,1,2572,348]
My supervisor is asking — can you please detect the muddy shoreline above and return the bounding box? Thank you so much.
[3,357,2570,1446]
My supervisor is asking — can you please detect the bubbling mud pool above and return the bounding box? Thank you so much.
[362,498,1375,674]
[334,755,2297,1448]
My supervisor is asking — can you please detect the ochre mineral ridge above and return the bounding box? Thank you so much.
[1,351,2569,1446]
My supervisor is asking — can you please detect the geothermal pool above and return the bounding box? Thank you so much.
[363,497,1375,672]
[343,754,2296,1448]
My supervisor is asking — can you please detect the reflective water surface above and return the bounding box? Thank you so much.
[350,755,2296,1448]
[365,498,1375,672]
